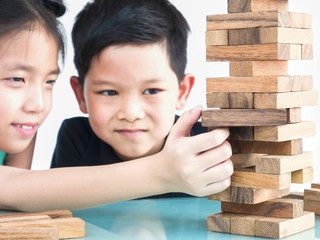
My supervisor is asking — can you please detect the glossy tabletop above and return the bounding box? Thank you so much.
[73,197,320,240]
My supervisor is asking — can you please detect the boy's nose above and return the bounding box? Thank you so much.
[117,96,145,122]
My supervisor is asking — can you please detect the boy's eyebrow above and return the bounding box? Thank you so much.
[91,78,164,85]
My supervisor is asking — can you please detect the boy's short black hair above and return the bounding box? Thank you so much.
[72,0,190,85]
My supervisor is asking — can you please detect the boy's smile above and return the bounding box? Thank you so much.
[72,43,194,161]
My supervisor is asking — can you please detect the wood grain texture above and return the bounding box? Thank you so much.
[228,0,288,13]
[202,109,287,127]
[206,92,253,108]
[291,167,313,184]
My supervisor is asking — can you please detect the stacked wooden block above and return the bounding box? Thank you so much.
[202,0,318,238]
[304,182,320,215]
[0,210,85,239]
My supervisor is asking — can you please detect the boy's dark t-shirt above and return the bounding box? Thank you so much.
[51,115,207,198]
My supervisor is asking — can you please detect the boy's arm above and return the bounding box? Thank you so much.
[4,135,36,169]
[0,106,233,212]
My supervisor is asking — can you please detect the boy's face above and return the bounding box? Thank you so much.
[0,27,59,153]
[71,43,194,160]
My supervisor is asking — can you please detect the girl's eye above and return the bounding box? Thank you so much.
[144,88,160,95]
[100,90,118,96]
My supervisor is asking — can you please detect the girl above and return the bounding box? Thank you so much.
[0,0,232,212]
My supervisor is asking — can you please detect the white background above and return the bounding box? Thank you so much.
[32,0,320,191]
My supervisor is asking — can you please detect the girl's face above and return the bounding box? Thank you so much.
[0,26,59,153]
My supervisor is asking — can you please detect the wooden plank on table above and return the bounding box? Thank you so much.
[202,109,287,127]
[254,90,318,108]
[53,217,85,239]
[255,151,313,174]
[228,0,288,13]
[231,169,291,190]
[208,187,290,204]
[231,214,263,236]
[207,212,234,233]
[230,61,288,77]
[206,43,301,61]
[206,76,292,93]
[206,92,253,108]
[206,11,291,30]
[230,139,303,156]
[205,30,228,46]
[0,228,58,240]
[221,198,304,219]
[304,200,320,215]
[254,211,315,238]
[291,167,313,184]
[0,209,73,219]
[304,188,320,201]
[254,121,317,142]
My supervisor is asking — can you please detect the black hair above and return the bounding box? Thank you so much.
[0,0,66,62]
[72,0,190,85]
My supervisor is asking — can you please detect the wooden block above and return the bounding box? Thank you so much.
[230,61,288,77]
[206,43,301,61]
[304,188,320,201]
[0,210,73,219]
[228,0,288,13]
[281,192,304,200]
[311,183,320,189]
[231,169,291,190]
[304,199,320,215]
[291,167,313,184]
[205,30,228,46]
[207,187,231,202]
[287,108,301,123]
[206,11,291,31]
[206,76,293,93]
[254,90,318,108]
[302,13,313,29]
[289,12,313,29]
[255,152,313,174]
[231,153,266,169]
[53,217,85,239]
[254,211,315,238]
[0,228,59,239]
[0,216,57,231]
[202,109,287,127]
[229,127,254,141]
[206,92,253,108]
[221,198,304,218]
[254,121,317,142]
[230,139,303,156]
[302,44,313,59]
[231,187,290,204]
[207,212,234,233]
[230,214,263,236]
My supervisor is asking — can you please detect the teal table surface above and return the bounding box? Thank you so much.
[73,197,320,240]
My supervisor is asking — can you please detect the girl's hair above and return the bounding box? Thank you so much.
[0,0,66,62]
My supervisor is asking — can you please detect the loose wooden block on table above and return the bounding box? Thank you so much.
[208,187,290,204]
[255,151,313,174]
[304,187,320,214]
[254,90,318,108]
[311,183,320,189]
[229,61,288,77]
[254,211,315,238]
[227,0,288,13]
[230,139,303,156]
[202,109,287,127]
[304,200,320,215]
[206,43,302,61]
[254,121,317,142]
[221,198,304,219]
[0,228,59,239]
[0,209,73,220]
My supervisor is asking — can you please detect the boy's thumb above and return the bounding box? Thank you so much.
[169,105,202,138]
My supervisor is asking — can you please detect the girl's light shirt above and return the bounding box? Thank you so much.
[0,151,5,165]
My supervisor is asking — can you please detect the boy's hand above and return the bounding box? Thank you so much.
[164,105,233,196]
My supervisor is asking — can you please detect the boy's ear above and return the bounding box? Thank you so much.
[176,73,195,110]
[70,76,88,114]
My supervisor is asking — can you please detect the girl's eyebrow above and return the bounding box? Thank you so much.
[4,63,60,75]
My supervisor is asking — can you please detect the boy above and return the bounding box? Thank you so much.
[51,0,233,198]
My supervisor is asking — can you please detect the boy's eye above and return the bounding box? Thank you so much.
[8,77,24,83]
[46,80,56,86]
[144,88,160,95]
[101,90,118,96]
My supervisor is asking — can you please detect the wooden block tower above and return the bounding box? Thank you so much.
[202,0,318,238]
